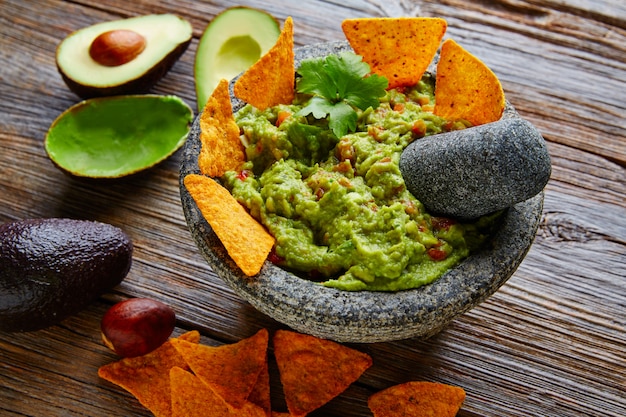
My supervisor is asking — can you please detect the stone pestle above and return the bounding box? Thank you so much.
[400,105,551,220]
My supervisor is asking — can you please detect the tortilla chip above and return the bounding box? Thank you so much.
[198,78,245,177]
[171,328,269,409]
[234,17,295,110]
[273,329,373,416]
[248,357,272,417]
[433,38,505,125]
[368,381,466,417]
[98,331,200,417]
[170,367,267,417]
[341,17,447,89]
[177,330,201,344]
[184,173,275,276]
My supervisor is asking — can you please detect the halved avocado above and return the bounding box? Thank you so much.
[195,7,280,110]
[56,14,192,98]
[45,95,193,178]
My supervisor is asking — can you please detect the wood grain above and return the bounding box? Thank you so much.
[1,1,624,416]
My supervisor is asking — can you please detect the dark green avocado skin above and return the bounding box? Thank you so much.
[0,218,133,332]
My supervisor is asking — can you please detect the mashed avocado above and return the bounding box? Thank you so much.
[223,75,498,291]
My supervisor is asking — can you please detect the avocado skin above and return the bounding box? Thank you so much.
[0,218,133,332]
[60,39,191,99]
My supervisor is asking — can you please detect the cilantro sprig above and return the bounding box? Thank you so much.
[295,52,388,138]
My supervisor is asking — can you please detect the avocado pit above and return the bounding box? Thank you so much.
[89,29,147,67]
[101,298,176,357]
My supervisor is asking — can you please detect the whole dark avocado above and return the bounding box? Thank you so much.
[0,218,133,332]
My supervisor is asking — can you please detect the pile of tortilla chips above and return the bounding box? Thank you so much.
[99,328,374,416]
[98,329,465,417]
[185,15,505,278]
[99,327,466,416]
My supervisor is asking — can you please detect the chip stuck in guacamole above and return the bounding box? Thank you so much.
[195,7,281,110]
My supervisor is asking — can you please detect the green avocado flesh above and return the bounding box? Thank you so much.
[195,7,280,110]
[56,14,192,97]
[45,95,193,178]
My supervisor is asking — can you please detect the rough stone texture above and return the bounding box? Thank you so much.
[400,106,551,219]
[179,41,545,343]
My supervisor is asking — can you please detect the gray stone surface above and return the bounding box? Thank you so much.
[400,107,551,219]
[179,41,545,343]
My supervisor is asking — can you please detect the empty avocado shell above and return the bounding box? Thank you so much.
[56,14,192,98]
[45,94,193,178]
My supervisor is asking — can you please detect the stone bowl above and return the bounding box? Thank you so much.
[179,41,545,343]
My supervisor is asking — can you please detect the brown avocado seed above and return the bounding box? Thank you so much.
[89,29,146,66]
[101,298,176,357]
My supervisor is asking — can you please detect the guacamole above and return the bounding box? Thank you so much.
[223,76,498,291]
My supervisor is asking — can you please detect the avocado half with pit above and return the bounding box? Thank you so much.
[195,7,280,110]
[45,95,193,178]
[56,14,192,98]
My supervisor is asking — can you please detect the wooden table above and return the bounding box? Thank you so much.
[1,1,624,416]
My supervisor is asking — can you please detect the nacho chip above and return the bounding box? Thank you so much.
[368,381,466,417]
[198,78,245,177]
[248,356,272,417]
[171,328,269,409]
[434,38,505,125]
[177,330,201,344]
[98,331,200,417]
[341,17,447,89]
[234,17,295,110]
[184,173,275,276]
[273,329,373,416]
[170,366,267,417]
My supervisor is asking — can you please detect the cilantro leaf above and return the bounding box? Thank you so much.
[296,59,337,99]
[295,52,388,138]
[329,101,357,138]
[325,53,370,99]
[298,96,335,120]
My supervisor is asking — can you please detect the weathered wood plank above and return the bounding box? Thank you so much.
[1,0,624,416]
